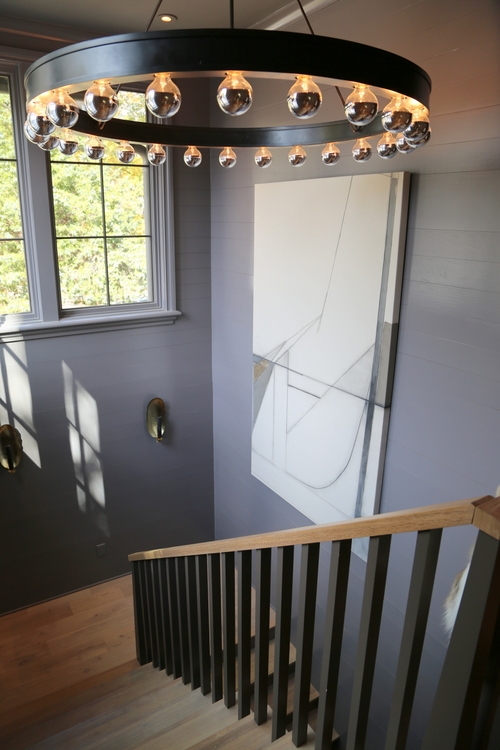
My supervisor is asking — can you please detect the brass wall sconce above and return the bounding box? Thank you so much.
[0,425,23,473]
[146,398,166,442]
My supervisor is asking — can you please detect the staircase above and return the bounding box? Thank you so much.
[129,495,500,749]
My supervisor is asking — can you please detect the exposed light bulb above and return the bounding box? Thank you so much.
[254,146,272,168]
[58,129,79,155]
[288,145,307,167]
[395,133,415,154]
[85,136,105,160]
[219,147,237,168]
[344,84,378,126]
[381,95,412,133]
[409,128,431,148]
[287,76,322,119]
[352,137,372,162]
[23,120,50,144]
[38,134,60,151]
[376,132,397,159]
[217,72,253,116]
[116,141,136,164]
[84,80,119,122]
[26,96,55,136]
[184,146,202,168]
[403,108,430,144]
[321,142,340,165]
[146,74,181,118]
[46,89,79,128]
[148,143,167,166]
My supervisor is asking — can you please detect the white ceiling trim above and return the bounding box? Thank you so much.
[250,0,337,31]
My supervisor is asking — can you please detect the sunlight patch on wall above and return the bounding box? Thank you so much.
[62,361,109,536]
[0,341,41,467]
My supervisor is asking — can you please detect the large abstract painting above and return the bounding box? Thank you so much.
[252,172,409,545]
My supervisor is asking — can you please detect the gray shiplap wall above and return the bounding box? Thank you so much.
[210,163,500,750]
[210,1,500,744]
[0,82,214,614]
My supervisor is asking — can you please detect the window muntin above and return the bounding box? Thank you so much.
[50,147,151,308]
[49,91,151,310]
[0,75,31,315]
[0,72,177,339]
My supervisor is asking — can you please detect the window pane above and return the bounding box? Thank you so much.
[0,75,31,316]
[0,240,30,313]
[0,162,23,238]
[107,238,150,305]
[118,91,147,122]
[103,164,146,236]
[51,162,103,237]
[0,77,16,160]
[57,239,107,308]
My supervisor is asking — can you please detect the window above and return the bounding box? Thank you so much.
[0,62,178,341]
[0,75,31,314]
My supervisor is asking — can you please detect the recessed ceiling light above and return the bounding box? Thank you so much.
[159,14,177,23]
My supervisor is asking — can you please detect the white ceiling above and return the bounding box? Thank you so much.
[0,0,498,173]
[0,0,323,36]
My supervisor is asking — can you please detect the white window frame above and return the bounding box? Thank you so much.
[0,55,180,343]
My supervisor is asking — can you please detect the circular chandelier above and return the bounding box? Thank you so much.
[23,2,432,170]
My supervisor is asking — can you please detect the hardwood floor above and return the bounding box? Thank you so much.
[0,576,314,749]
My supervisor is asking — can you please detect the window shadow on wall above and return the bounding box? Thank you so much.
[0,340,40,468]
[62,360,109,537]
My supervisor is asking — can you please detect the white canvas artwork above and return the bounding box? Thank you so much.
[252,172,409,545]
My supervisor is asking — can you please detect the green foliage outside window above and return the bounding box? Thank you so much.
[0,78,31,315]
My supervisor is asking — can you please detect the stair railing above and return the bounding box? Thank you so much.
[129,495,500,749]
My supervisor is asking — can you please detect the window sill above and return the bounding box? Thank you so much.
[0,308,182,343]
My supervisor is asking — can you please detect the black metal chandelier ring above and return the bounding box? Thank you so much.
[24,28,432,149]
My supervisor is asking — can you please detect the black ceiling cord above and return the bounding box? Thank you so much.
[146,0,163,32]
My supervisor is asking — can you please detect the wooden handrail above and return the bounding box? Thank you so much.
[129,496,495,561]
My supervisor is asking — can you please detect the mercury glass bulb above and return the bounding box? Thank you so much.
[254,147,272,168]
[26,96,56,136]
[395,133,416,154]
[287,76,322,119]
[116,141,136,164]
[321,142,340,165]
[46,89,79,128]
[217,72,253,116]
[376,132,397,159]
[85,136,105,160]
[288,145,307,167]
[410,128,431,148]
[219,147,237,168]
[184,146,202,168]
[344,84,379,126]
[403,108,430,144]
[38,134,60,151]
[148,144,167,166]
[58,129,79,155]
[84,80,119,122]
[352,138,372,162]
[381,95,412,133]
[24,120,50,144]
[146,74,181,118]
